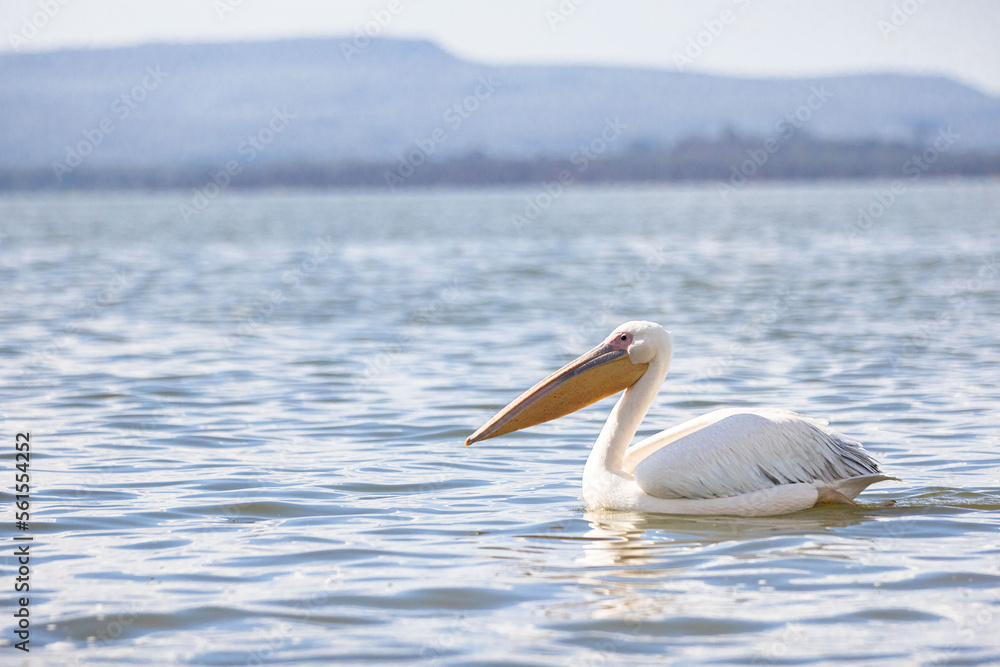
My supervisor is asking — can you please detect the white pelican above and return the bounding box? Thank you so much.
[466,321,896,516]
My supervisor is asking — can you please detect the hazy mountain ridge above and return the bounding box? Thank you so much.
[2,37,1000,173]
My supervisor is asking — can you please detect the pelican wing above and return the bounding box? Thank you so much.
[630,409,884,500]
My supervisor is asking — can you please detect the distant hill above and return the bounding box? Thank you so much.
[2,37,1000,184]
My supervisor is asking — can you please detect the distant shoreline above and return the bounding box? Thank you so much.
[3,134,999,192]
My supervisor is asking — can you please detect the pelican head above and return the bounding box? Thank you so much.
[466,321,672,446]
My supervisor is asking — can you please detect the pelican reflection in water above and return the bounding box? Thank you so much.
[467,321,896,517]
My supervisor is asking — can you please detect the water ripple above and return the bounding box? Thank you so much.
[2,183,999,665]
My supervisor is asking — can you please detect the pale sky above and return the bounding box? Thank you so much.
[3,0,1000,95]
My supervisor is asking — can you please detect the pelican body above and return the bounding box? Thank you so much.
[467,321,895,517]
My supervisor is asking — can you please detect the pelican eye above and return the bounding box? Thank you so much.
[619,334,628,341]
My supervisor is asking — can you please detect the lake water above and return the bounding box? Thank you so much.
[2,180,999,665]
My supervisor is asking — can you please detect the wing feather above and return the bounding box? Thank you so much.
[631,409,883,500]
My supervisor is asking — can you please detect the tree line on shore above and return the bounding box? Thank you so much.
[3,132,999,191]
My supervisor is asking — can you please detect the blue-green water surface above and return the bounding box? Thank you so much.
[1,180,999,665]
